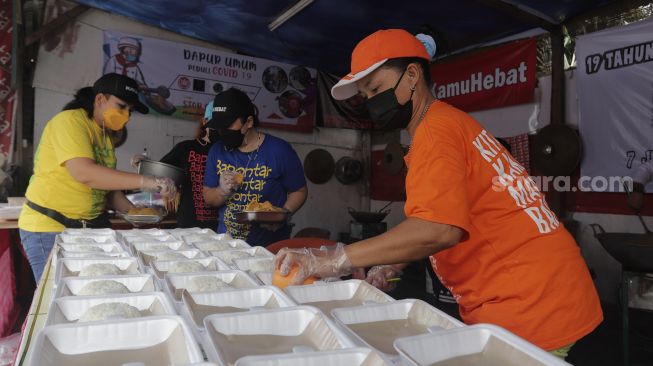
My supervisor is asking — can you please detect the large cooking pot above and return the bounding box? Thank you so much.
[590,223,653,273]
[348,207,389,223]
[138,159,186,186]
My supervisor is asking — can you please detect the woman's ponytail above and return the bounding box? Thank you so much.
[62,87,96,119]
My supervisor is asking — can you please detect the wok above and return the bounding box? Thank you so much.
[590,223,653,273]
[348,207,389,223]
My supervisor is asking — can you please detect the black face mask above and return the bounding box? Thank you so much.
[219,128,245,150]
[365,68,415,131]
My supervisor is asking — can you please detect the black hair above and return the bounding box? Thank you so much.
[382,57,432,86]
[240,104,260,128]
[62,87,97,119]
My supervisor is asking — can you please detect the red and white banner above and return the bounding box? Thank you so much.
[576,18,653,192]
[430,38,537,112]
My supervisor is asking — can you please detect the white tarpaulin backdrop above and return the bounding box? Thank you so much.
[103,30,316,128]
[577,18,653,191]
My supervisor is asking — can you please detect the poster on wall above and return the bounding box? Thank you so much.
[0,0,14,163]
[316,72,372,129]
[576,18,653,192]
[103,30,316,132]
[430,38,537,112]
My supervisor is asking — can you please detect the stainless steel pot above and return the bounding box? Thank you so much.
[138,159,186,186]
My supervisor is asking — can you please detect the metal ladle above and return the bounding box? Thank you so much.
[378,201,394,212]
[623,180,652,234]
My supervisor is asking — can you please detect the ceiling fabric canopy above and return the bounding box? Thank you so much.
[74,0,619,74]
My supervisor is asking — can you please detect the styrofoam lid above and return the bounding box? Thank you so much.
[167,270,259,301]
[152,258,229,278]
[63,228,116,236]
[182,233,234,244]
[27,316,203,366]
[233,257,274,273]
[58,242,125,253]
[56,274,156,298]
[58,234,117,244]
[209,247,273,265]
[193,239,251,252]
[235,347,393,366]
[124,235,179,244]
[285,279,394,307]
[203,306,355,366]
[48,292,176,325]
[393,324,572,366]
[331,299,464,328]
[168,228,224,239]
[56,257,141,282]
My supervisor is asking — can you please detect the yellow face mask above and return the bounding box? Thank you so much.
[102,108,130,131]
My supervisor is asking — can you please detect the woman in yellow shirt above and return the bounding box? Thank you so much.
[19,73,175,281]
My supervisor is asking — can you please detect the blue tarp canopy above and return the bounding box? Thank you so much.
[74,0,619,74]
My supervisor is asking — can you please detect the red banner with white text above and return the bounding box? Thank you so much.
[430,38,537,112]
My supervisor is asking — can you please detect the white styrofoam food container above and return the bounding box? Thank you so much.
[168,228,224,239]
[57,234,117,244]
[166,270,260,301]
[209,247,273,266]
[55,274,157,298]
[117,228,169,239]
[58,251,131,259]
[47,292,177,325]
[193,239,251,252]
[183,233,237,244]
[152,258,230,279]
[331,299,464,358]
[394,324,571,366]
[203,306,356,366]
[62,228,116,237]
[181,286,296,332]
[58,242,125,253]
[255,272,272,285]
[123,234,179,245]
[235,347,393,366]
[233,257,274,274]
[27,316,203,366]
[139,249,206,267]
[0,205,21,220]
[284,280,394,316]
[55,257,141,283]
[131,240,190,254]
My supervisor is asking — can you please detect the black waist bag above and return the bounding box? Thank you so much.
[26,200,112,229]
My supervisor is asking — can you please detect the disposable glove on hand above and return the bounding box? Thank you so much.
[366,265,403,292]
[274,242,352,285]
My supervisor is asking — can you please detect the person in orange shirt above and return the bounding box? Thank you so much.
[275,29,602,358]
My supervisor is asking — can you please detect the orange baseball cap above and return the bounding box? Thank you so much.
[331,29,430,100]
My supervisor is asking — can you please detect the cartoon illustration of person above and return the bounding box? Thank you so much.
[103,36,147,89]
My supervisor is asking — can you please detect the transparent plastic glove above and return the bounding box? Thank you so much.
[130,154,145,169]
[366,265,403,292]
[275,242,352,285]
[140,176,176,196]
[158,177,177,197]
[218,170,240,197]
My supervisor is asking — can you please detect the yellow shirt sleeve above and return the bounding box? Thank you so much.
[49,110,96,166]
